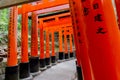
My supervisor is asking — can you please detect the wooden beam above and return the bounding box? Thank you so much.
[44,24,72,31]
[43,18,72,28]
[0,0,40,9]
[36,4,69,15]
[40,12,71,21]
[18,0,69,14]
[38,12,72,29]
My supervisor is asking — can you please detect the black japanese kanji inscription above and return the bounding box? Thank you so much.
[83,7,89,16]
[94,14,103,22]
[96,27,107,34]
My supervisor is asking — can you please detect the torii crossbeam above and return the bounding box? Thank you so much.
[0,0,40,9]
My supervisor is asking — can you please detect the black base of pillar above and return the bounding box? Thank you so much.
[45,58,51,66]
[51,56,56,64]
[39,59,46,69]
[70,52,74,58]
[19,62,30,79]
[29,57,39,73]
[75,60,77,65]
[58,52,64,60]
[65,53,69,59]
[77,66,83,80]
[5,65,19,80]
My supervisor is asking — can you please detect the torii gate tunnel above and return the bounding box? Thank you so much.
[1,0,120,80]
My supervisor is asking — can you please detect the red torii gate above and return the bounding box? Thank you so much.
[18,1,71,79]
[69,0,120,80]
[38,12,74,65]
[4,0,120,80]
[5,7,74,80]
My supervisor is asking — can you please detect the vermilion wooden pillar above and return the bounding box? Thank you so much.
[58,30,64,61]
[69,33,74,58]
[81,0,120,80]
[39,21,47,70]
[45,29,51,67]
[51,31,56,64]
[64,29,69,60]
[69,0,93,80]
[30,11,40,75]
[19,4,32,79]
[69,0,81,67]
[5,6,19,80]
[69,1,83,79]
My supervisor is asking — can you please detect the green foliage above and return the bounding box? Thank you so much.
[0,8,9,33]
[0,8,22,45]
[0,8,22,32]
[18,15,21,31]
[0,8,32,46]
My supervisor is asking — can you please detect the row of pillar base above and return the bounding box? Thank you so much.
[58,52,74,61]
[5,52,75,80]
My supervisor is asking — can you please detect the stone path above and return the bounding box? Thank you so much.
[34,60,77,80]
